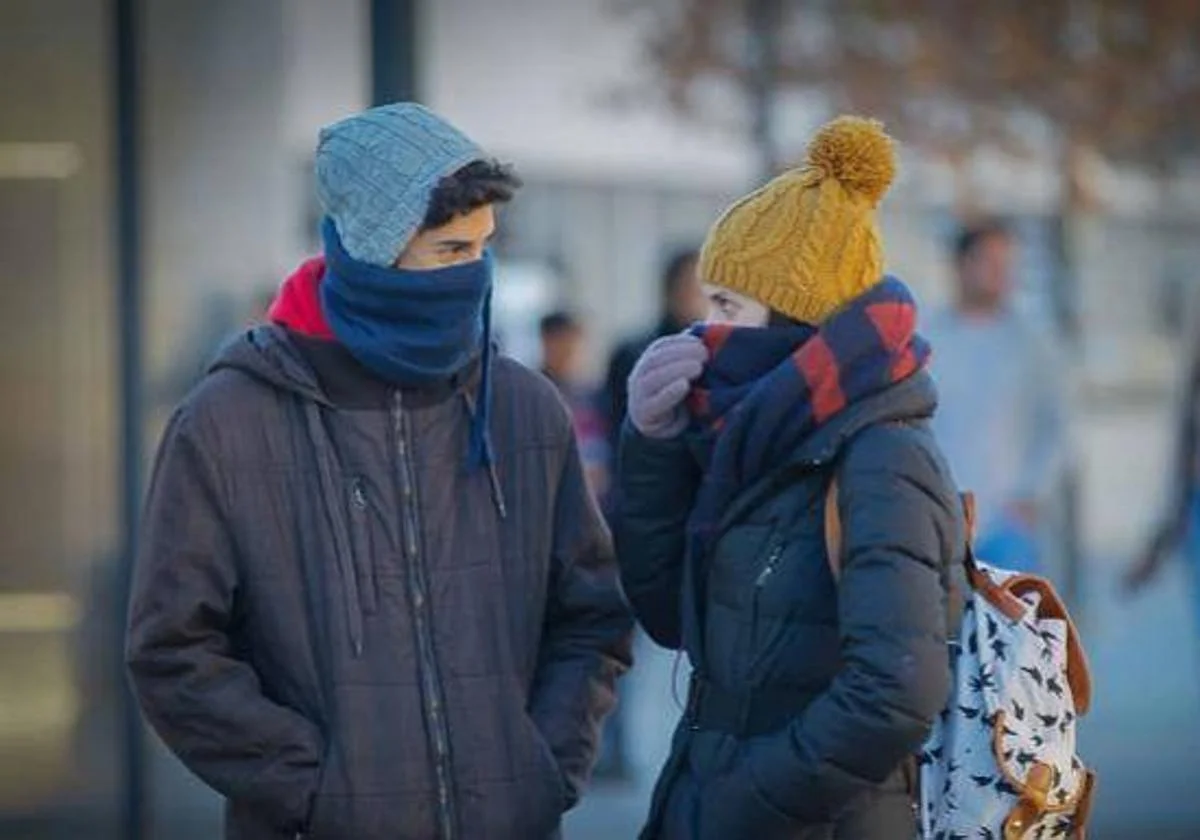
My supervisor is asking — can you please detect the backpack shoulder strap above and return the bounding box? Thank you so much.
[823,485,978,583]
[824,478,843,580]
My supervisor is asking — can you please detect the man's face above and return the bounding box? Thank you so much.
[670,258,708,325]
[959,233,1014,310]
[395,205,496,269]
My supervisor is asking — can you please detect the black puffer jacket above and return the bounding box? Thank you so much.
[126,326,633,840]
[617,372,961,840]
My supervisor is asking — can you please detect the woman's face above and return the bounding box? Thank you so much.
[701,282,770,327]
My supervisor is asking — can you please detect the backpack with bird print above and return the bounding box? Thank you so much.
[825,483,1097,839]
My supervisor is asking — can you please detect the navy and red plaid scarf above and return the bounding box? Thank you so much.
[685,276,931,562]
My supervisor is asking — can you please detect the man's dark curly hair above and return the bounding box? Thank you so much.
[422,159,522,230]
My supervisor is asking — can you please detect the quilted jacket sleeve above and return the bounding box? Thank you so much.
[527,428,635,809]
[613,423,702,650]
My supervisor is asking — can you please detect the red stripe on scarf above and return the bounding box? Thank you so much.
[700,323,735,357]
[891,346,921,380]
[794,335,845,422]
[865,301,915,352]
[866,301,920,381]
[688,325,734,417]
[687,388,711,418]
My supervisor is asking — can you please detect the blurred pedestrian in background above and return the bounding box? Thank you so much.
[540,310,610,501]
[1127,315,1200,634]
[617,117,958,839]
[925,220,1069,574]
[603,247,706,460]
[126,102,632,840]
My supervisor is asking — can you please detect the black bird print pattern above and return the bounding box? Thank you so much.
[919,557,1092,840]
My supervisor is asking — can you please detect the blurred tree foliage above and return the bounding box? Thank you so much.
[624,0,1200,207]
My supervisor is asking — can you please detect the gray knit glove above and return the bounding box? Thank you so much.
[627,333,708,439]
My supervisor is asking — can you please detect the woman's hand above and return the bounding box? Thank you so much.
[627,333,707,440]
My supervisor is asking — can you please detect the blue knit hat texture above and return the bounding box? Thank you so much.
[315,103,485,267]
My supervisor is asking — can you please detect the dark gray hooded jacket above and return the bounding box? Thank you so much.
[126,325,633,840]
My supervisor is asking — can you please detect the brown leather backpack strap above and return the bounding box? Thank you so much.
[961,492,977,543]
[961,490,1029,623]
[824,478,842,580]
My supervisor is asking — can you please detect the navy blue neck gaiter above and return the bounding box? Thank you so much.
[320,216,496,470]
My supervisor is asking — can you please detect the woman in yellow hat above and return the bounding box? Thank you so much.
[617,117,960,839]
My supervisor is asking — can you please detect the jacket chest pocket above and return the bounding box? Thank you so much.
[708,524,777,612]
[748,527,836,625]
[348,478,379,614]
[751,537,787,619]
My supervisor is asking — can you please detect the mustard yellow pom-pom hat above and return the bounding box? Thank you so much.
[698,115,898,325]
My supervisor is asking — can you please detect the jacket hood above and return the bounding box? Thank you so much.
[208,324,330,406]
[267,255,335,339]
[791,369,939,467]
[205,256,338,404]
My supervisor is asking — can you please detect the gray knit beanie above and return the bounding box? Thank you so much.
[315,103,485,266]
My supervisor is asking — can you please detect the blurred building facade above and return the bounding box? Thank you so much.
[1,0,1197,838]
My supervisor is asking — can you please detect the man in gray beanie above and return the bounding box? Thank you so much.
[126,103,633,840]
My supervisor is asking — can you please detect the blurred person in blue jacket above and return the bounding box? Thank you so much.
[925,220,1069,573]
[603,248,706,466]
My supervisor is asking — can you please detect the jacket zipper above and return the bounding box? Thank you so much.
[392,391,458,840]
[755,541,785,588]
[751,540,786,636]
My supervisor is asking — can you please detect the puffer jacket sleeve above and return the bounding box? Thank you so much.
[125,408,323,833]
[614,423,702,650]
[739,424,958,828]
[528,428,635,809]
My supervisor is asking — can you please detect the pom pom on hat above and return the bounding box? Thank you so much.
[804,116,896,206]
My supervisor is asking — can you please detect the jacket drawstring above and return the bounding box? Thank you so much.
[487,461,508,521]
[303,402,365,657]
[461,391,507,520]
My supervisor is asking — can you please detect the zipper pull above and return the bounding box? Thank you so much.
[351,480,367,509]
[755,543,785,586]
